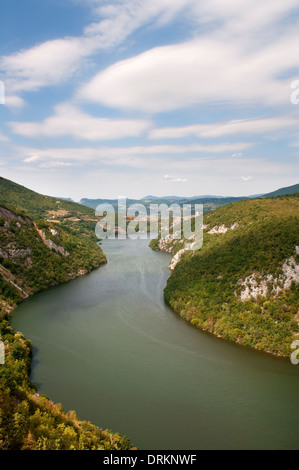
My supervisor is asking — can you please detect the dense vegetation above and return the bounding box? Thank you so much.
[0,314,134,450]
[0,214,106,295]
[0,177,134,450]
[0,177,94,221]
[154,195,299,357]
[262,183,299,198]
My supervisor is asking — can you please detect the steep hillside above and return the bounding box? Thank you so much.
[262,183,299,198]
[0,177,94,220]
[151,194,299,357]
[0,206,106,304]
[0,178,134,450]
[0,176,107,304]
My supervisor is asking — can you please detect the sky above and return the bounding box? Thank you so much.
[0,0,299,201]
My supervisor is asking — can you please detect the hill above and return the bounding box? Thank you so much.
[150,194,299,357]
[0,177,107,301]
[262,183,299,198]
[0,177,96,221]
[80,194,249,213]
[0,177,133,450]
[79,183,299,212]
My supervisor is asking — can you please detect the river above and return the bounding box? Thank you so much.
[12,238,299,450]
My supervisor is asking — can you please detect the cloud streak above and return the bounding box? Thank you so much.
[78,26,299,113]
[0,0,194,96]
[149,116,299,139]
[9,104,152,141]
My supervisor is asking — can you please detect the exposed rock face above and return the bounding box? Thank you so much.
[158,234,174,253]
[207,223,239,235]
[49,228,59,238]
[169,249,186,270]
[157,234,197,270]
[0,206,30,223]
[156,220,239,271]
[238,249,299,301]
[33,223,69,257]
[77,269,88,276]
[282,256,299,289]
[7,247,32,259]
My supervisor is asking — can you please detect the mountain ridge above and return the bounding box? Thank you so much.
[78,183,298,213]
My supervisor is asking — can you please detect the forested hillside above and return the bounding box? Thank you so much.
[152,194,299,357]
[0,177,134,450]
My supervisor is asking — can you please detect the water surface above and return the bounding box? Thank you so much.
[12,238,299,449]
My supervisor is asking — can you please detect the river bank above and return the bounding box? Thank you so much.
[0,255,135,450]
[11,238,299,450]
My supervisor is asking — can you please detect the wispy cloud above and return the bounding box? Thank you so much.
[149,116,299,139]
[1,0,299,198]
[9,103,152,141]
[4,95,26,109]
[241,176,252,182]
[80,28,299,113]
[0,0,194,96]
[232,152,243,158]
[20,141,255,168]
[164,174,187,183]
[0,132,10,142]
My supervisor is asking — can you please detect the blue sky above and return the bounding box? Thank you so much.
[1,0,299,200]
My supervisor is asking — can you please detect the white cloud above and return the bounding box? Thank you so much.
[19,141,255,170]
[78,17,299,113]
[0,132,10,142]
[39,161,73,169]
[9,103,152,141]
[241,176,252,182]
[191,0,299,35]
[164,174,187,183]
[15,146,297,198]
[149,116,299,139]
[1,38,96,94]
[2,0,299,107]
[4,95,26,108]
[23,155,41,163]
[0,0,193,96]
[232,153,243,158]
[83,0,192,45]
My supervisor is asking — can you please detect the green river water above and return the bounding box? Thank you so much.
[12,238,299,450]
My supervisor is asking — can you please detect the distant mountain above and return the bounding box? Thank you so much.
[79,197,139,212]
[141,195,161,200]
[248,193,265,198]
[79,183,299,214]
[262,183,299,198]
[80,195,250,213]
[142,195,225,200]
[59,197,75,202]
